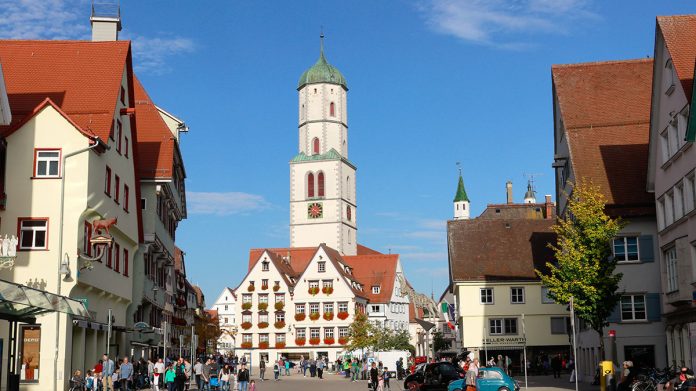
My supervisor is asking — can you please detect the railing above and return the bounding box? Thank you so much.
[91,1,120,18]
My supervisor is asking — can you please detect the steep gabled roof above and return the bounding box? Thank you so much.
[552,59,654,217]
[133,76,176,179]
[343,254,399,303]
[657,15,696,101]
[248,247,316,274]
[0,40,131,140]
[357,244,382,255]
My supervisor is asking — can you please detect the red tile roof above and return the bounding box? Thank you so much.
[357,244,382,255]
[0,40,131,141]
[552,59,655,216]
[343,254,398,303]
[248,247,316,274]
[133,76,176,179]
[657,15,696,100]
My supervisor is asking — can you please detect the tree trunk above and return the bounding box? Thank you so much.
[596,327,605,360]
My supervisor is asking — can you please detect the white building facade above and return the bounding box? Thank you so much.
[212,287,237,355]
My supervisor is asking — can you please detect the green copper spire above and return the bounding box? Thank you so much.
[297,32,348,90]
[454,174,469,202]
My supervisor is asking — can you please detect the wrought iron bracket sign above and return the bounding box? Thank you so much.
[0,235,18,270]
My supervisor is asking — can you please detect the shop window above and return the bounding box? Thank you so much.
[20,325,41,382]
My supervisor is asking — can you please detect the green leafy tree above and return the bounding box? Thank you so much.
[536,181,623,358]
[348,311,375,352]
[432,331,451,353]
[372,329,412,351]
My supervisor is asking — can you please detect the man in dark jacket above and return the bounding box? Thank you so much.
[237,364,250,391]
[551,355,562,379]
[370,362,379,391]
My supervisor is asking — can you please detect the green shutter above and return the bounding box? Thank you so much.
[639,235,654,263]
[646,293,662,321]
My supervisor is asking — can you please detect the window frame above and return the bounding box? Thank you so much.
[620,294,647,322]
[372,285,380,294]
[116,119,122,154]
[114,243,120,273]
[114,175,121,204]
[510,287,525,304]
[33,149,61,178]
[123,185,130,212]
[105,166,112,197]
[613,236,640,263]
[17,218,49,250]
[318,261,326,273]
[665,247,678,293]
[480,288,494,304]
[123,248,129,277]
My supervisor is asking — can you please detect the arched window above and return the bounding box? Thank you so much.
[312,137,320,155]
[318,172,325,197]
[347,205,352,221]
[307,172,315,198]
[346,176,351,200]
[330,102,335,117]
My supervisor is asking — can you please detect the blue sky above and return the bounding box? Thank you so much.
[1,0,694,304]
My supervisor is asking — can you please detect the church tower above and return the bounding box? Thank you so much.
[290,36,357,255]
[453,172,470,220]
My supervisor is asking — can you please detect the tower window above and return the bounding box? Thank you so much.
[347,205,352,221]
[346,176,351,200]
[318,172,325,197]
[330,102,335,117]
[308,172,315,198]
[312,137,320,155]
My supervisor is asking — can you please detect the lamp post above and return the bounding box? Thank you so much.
[53,140,105,391]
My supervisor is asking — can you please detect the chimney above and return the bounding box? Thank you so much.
[506,181,513,204]
[286,250,291,264]
[544,195,553,219]
[90,1,122,41]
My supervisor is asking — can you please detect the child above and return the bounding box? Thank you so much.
[152,368,161,391]
[377,373,384,391]
[274,362,280,381]
[71,370,85,390]
[86,370,95,391]
[383,367,390,390]
[249,379,256,391]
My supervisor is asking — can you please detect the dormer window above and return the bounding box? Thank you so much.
[262,261,269,271]
[372,286,381,294]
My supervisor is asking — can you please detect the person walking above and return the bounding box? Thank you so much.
[102,355,115,391]
[317,358,325,379]
[237,363,250,391]
[165,364,176,391]
[193,360,203,390]
[568,359,576,383]
[183,359,192,391]
[370,362,379,391]
[201,359,212,391]
[219,364,231,391]
[284,358,290,376]
[551,354,562,379]
[383,367,391,390]
[119,357,134,391]
[174,357,187,391]
[310,358,317,378]
[273,361,280,381]
[302,358,308,377]
[259,358,266,381]
[351,359,360,382]
[152,368,162,391]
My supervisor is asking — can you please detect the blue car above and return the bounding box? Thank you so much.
[448,367,519,391]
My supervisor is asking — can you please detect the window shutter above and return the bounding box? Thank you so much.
[646,293,662,321]
[607,302,621,323]
[639,235,654,262]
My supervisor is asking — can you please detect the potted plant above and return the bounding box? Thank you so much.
[241,342,252,349]
[324,337,335,345]
[247,285,255,292]
[309,337,321,345]
[323,312,334,321]
[242,302,252,310]
[322,286,334,295]
[275,302,285,311]
[308,287,319,295]
[258,302,268,311]
[258,322,269,329]
[309,312,320,321]
[295,338,306,346]
[276,342,286,349]
[273,285,280,292]
[241,322,252,330]
[259,341,269,349]
[338,337,349,345]
[294,313,306,321]
[337,311,349,320]
[274,321,286,329]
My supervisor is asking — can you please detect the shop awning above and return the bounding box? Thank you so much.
[0,278,90,323]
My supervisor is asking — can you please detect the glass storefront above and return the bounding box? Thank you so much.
[19,325,40,382]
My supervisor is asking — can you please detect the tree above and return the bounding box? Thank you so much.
[195,311,222,354]
[536,181,623,358]
[372,329,412,352]
[432,331,451,353]
[347,311,375,352]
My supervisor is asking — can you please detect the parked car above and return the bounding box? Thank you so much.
[404,362,464,391]
[448,367,519,391]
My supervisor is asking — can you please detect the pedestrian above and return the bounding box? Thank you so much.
[377,371,384,391]
[551,354,562,379]
[351,359,360,382]
[71,370,85,391]
[201,359,212,391]
[285,358,290,376]
[86,370,95,391]
[174,357,187,391]
[193,359,203,390]
[152,368,161,391]
[103,354,115,391]
[165,364,176,391]
[219,364,231,391]
[310,359,317,378]
[274,361,280,381]
[343,359,351,378]
[302,358,308,377]
[120,357,134,391]
[370,362,379,391]
[259,358,266,381]
[568,359,576,383]
[383,367,391,390]
[465,366,477,391]
[237,363,250,391]
[317,357,325,379]
[184,358,192,391]
[249,380,256,391]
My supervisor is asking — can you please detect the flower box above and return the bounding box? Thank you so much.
[275,342,286,349]
[338,337,349,345]
[273,285,280,292]
[258,322,269,329]
[241,342,252,349]
[274,321,286,329]
[324,337,335,345]
[259,341,269,349]
[295,338,306,346]
[241,322,252,330]
[242,302,252,310]
[323,312,334,321]
[308,287,320,296]
[261,284,268,291]
[309,337,321,345]
[295,313,306,321]
[247,285,255,292]
[337,311,349,320]
[274,302,285,311]
[309,312,320,321]
[322,286,334,295]
[258,303,268,311]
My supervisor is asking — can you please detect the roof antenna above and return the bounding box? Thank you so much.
[456,161,462,177]
[320,26,325,58]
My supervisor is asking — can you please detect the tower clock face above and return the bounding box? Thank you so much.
[308,202,323,219]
